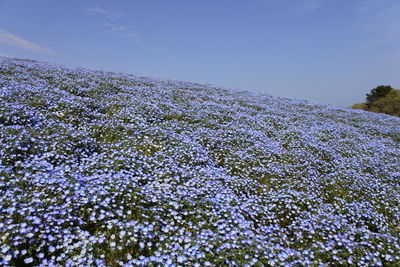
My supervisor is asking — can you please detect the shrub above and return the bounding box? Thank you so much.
[369,89,400,117]
[350,103,366,110]
[366,85,393,107]
[351,86,399,117]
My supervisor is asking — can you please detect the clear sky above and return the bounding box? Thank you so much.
[1,0,399,106]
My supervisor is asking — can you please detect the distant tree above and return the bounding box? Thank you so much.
[351,85,399,117]
[369,89,400,117]
[366,85,393,107]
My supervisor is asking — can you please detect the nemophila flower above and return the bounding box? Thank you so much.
[4,254,12,261]
[0,57,399,266]
[24,257,33,264]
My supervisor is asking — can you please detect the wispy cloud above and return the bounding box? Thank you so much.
[87,6,124,20]
[103,22,129,33]
[0,29,56,55]
[87,6,108,15]
[295,0,326,13]
[87,5,139,42]
[105,13,124,21]
[354,0,400,48]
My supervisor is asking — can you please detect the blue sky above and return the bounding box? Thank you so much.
[0,0,399,106]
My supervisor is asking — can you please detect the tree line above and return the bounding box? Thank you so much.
[351,85,400,117]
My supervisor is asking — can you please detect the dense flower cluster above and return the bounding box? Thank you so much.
[0,57,400,266]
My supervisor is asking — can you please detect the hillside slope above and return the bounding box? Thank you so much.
[1,57,400,266]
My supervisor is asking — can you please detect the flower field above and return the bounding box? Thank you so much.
[0,57,400,266]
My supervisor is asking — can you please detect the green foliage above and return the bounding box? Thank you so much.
[350,103,366,110]
[351,85,399,117]
[369,90,400,117]
[366,85,393,107]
